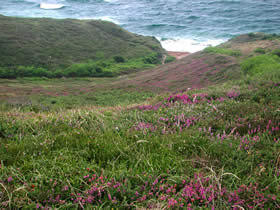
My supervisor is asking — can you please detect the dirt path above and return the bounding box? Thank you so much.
[167,51,191,60]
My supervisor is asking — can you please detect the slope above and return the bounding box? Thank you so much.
[109,33,280,92]
[0,15,164,71]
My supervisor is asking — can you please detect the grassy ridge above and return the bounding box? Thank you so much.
[0,15,164,73]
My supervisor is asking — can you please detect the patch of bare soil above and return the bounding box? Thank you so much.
[167,51,191,59]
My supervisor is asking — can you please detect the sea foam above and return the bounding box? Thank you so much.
[159,38,226,53]
[40,3,65,10]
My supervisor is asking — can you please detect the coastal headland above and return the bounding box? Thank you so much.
[0,15,280,209]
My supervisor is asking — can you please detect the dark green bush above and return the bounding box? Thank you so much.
[113,56,125,63]
[272,49,280,57]
[143,52,161,64]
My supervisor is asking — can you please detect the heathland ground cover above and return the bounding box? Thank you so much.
[0,33,280,208]
[0,72,279,209]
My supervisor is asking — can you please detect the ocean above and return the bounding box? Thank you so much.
[1,0,280,52]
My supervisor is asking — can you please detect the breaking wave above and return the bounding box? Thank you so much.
[159,38,226,53]
[40,3,65,10]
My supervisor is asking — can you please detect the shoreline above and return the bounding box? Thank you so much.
[167,51,191,60]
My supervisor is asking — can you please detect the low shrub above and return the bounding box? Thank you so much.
[164,55,176,63]
[272,49,280,57]
[143,52,162,64]
[254,47,266,54]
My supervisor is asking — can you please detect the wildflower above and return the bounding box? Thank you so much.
[87,196,94,203]
[217,97,225,102]
[63,185,69,191]
[7,176,13,183]
[226,90,240,98]
[168,198,178,207]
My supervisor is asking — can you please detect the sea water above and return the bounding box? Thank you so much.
[1,0,280,52]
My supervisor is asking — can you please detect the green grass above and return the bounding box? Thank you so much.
[0,70,279,208]
[0,15,164,73]
[0,77,156,111]
[204,46,242,57]
[241,54,280,77]
[164,55,176,63]
[1,33,280,209]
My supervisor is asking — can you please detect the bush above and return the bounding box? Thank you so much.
[272,49,280,57]
[165,55,176,64]
[254,48,266,54]
[143,52,161,64]
[113,56,125,63]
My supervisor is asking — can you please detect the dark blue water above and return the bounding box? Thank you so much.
[1,0,280,52]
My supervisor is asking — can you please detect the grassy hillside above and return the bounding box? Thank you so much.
[0,64,279,209]
[0,33,279,109]
[0,15,164,77]
[106,33,280,92]
[0,33,280,208]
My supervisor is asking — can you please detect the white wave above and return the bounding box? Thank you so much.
[40,3,65,10]
[98,16,120,24]
[104,0,119,3]
[159,38,226,53]
[77,16,120,24]
[23,0,40,3]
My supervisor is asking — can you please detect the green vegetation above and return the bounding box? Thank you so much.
[0,77,155,110]
[231,32,280,43]
[241,54,280,77]
[164,55,176,63]
[0,15,164,76]
[272,49,280,57]
[0,32,280,208]
[0,53,160,78]
[254,47,266,54]
[204,46,242,57]
[1,72,279,208]
[248,32,280,40]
